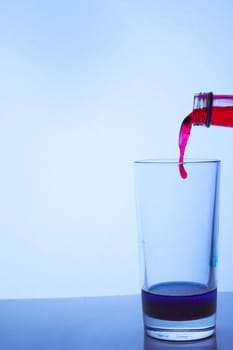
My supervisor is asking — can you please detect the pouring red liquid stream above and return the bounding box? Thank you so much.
[179,105,233,179]
[179,115,193,179]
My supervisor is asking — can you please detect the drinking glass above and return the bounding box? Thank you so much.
[134,159,220,341]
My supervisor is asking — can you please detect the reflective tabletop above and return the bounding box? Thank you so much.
[0,292,232,349]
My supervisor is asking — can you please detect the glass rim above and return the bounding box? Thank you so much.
[134,158,221,165]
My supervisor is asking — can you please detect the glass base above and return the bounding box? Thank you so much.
[144,314,216,341]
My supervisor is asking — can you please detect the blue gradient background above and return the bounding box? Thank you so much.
[0,0,233,298]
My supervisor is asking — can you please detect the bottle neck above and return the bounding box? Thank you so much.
[192,92,233,127]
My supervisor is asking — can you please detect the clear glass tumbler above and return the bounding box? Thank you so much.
[134,159,221,341]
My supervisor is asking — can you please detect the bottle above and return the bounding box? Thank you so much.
[192,92,233,127]
[178,92,233,178]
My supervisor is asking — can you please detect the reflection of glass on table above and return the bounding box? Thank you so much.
[144,333,217,350]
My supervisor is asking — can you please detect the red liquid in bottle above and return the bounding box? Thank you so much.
[211,106,233,127]
[178,105,233,178]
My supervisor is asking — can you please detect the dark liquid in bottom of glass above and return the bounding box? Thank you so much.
[142,282,217,321]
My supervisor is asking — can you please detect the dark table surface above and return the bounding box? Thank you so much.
[0,292,232,349]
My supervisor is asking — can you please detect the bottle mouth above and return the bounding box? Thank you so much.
[193,92,213,127]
